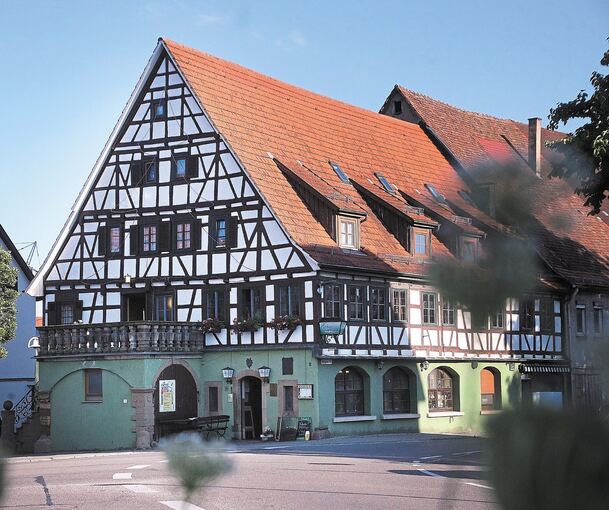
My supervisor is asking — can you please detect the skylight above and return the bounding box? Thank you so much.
[425,184,447,204]
[458,190,475,205]
[375,173,396,194]
[329,161,350,184]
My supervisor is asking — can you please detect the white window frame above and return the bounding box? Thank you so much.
[337,216,359,249]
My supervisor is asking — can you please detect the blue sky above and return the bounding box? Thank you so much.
[1,0,607,267]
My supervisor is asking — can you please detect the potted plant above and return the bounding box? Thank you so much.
[260,426,274,441]
[232,316,265,333]
[201,318,225,334]
[269,315,302,331]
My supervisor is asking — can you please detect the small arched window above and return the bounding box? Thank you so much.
[481,368,501,411]
[335,367,364,416]
[383,367,410,413]
[428,368,454,412]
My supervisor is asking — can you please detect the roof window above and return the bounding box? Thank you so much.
[425,184,447,204]
[375,173,396,194]
[329,161,350,184]
[458,190,475,206]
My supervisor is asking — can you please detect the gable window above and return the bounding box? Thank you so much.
[335,367,364,416]
[392,288,408,322]
[370,288,387,321]
[143,225,158,252]
[383,367,410,413]
[84,369,103,402]
[576,304,586,335]
[241,287,262,319]
[152,99,166,120]
[442,299,456,326]
[481,368,501,411]
[593,304,603,336]
[144,159,158,184]
[422,292,437,325]
[109,226,121,254]
[519,299,535,331]
[460,238,478,262]
[347,285,365,321]
[540,298,555,333]
[428,368,455,412]
[323,284,342,319]
[329,161,350,183]
[338,217,358,249]
[393,100,402,115]
[175,222,191,250]
[60,303,74,325]
[154,293,174,321]
[278,285,301,317]
[205,289,225,321]
[215,218,227,248]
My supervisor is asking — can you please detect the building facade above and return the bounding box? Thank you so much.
[28,40,573,451]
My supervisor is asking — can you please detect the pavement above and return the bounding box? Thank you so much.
[2,433,497,509]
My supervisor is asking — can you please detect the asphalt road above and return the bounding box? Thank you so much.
[1,433,496,510]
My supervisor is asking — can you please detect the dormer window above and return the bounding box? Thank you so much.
[152,99,166,120]
[412,227,431,256]
[425,184,447,204]
[459,237,478,262]
[329,161,350,184]
[337,216,359,249]
[375,173,396,194]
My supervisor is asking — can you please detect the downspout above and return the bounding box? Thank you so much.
[565,285,579,406]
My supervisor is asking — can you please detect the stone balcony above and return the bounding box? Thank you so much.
[37,322,204,356]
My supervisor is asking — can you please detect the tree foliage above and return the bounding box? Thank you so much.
[548,38,609,214]
[0,248,18,359]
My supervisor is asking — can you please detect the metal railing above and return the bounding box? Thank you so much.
[14,385,38,430]
[37,322,204,356]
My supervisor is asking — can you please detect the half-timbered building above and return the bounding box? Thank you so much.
[28,39,579,450]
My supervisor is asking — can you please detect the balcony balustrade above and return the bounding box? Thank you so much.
[36,322,204,356]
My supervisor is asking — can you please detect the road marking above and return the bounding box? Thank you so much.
[161,501,205,510]
[123,484,158,494]
[126,464,150,470]
[419,455,442,460]
[158,459,169,463]
[417,468,444,478]
[465,482,494,490]
[452,450,482,456]
[262,446,290,450]
[112,472,132,480]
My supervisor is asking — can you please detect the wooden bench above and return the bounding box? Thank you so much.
[192,415,230,439]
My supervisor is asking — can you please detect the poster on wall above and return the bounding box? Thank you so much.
[159,379,176,412]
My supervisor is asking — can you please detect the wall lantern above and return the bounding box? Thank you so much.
[222,367,235,384]
[258,366,271,383]
[419,360,429,371]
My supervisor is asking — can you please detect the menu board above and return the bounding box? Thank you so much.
[159,379,176,412]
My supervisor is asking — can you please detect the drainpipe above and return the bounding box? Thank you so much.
[565,285,579,406]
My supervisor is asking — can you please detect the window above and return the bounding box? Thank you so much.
[540,298,554,332]
[490,308,504,329]
[477,184,496,217]
[428,368,455,412]
[425,183,447,204]
[393,100,402,115]
[208,386,219,413]
[215,219,227,247]
[241,287,262,319]
[282,357,294,375]
[383,367,410,413]
[152,99,166,120]
[370,288,387,321]
[460,238,477,262]
[347,286,365,321]
[422,292,437,325]
[154,293,174,321]
[375,172,396,194]
[60,303,74,325]
[335,368,364,416]
[144,159,157,183]
[174,157,186,178]
[175,222,191,250]
[278,285,300,317]
[338,217,358,249]
[392,289,408,322]
[480,368,501,411]
[519,299,535,331]
[84,369,102,401]
[143,225,158,252]
[442,299,456,326]
[329,161,350,183]
[109,226,121,254]
[593,304,603,336]
[576,304,586,335]
[414,229,430,256]
[284,385,294,413]
[324,284,342,319]
[205,289,225,321]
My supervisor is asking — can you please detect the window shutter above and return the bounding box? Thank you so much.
[159,222,171,252]
[129,225,139,256]
[193,219,202,250]
[75,300,83,322]
[130,162,143,186]
[98,226,107,256]
[187,155,199,179]
[47,302,57,326]
[228,217,238,248]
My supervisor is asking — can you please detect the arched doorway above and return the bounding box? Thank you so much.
[240,376,262,439]
[154,364,198,440]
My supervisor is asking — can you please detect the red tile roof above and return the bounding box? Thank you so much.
[164,40,472,275]
[394,87,609,287]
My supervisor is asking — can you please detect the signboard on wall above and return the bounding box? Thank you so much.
[298,384,314,400]
[159,379,176,412]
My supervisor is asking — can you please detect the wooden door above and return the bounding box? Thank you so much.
[154,364,198,439]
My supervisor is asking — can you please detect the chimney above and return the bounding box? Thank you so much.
[528,117,541,177]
